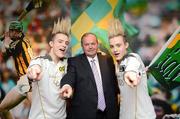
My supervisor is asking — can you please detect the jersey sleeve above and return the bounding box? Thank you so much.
[125,56,141,74]
[28,57,42,68]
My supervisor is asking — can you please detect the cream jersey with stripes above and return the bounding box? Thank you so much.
[116,53,156,119]
[28,55,67,119]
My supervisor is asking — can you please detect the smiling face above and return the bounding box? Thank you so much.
[109,35,129,62]
[81,33,98,58]
[49,33,69,60]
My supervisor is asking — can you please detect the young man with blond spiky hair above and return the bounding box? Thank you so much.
[108,18,156,119]
[27,17,71,119]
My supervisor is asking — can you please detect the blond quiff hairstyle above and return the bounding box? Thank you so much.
[52,17,71,37]
[108,18,125,39]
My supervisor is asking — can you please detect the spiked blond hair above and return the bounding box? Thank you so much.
[108,18,125,39]
[52,17,71,37]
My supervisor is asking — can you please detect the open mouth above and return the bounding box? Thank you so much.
[114,53,120,57]
[59,48,65,52]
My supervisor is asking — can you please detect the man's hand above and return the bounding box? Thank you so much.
[27,65,42,81]
[124,71,141,88]
[60,85,73,99]
[1,32,11,52]
[3,32,11,48]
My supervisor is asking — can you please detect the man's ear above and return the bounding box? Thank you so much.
[125,42,129,49]
[49,41,53,47]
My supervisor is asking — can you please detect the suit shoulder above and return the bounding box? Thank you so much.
[68,54,83,61]
[101,53,113,60]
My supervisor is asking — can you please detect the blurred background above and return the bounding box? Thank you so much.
[0,0,179,119]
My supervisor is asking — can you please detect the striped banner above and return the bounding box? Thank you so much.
[71,0,138,56]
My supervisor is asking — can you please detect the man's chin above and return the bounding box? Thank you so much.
[115,57,121,61]
[58,54,65,58]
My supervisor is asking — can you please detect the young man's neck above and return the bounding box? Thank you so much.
[49,51,61,64]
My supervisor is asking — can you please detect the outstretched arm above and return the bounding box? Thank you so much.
[59,85,73,99]
[124,71,141,88]
[27,64,42,81]
[124,56,141,87]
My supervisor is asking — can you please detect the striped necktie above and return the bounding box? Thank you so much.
[91,59,106,111]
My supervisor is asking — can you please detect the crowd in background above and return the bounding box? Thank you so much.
[0,0,179,119]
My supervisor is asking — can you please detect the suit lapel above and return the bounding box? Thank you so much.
[80,54,97,88]
[97,54,106,90]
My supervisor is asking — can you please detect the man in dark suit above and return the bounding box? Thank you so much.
[60,32,119,119]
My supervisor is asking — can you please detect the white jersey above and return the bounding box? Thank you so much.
[28,55,67,119]
[116,53,156,119]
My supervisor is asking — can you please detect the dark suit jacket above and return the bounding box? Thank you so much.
[61,53,119,119]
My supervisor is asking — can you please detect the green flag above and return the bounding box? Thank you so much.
[149,27,180,90]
